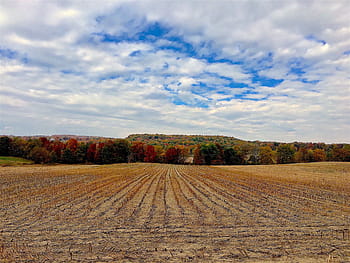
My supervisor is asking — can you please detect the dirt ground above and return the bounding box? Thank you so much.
[1,162,350,262]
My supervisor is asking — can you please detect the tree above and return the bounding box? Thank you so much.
[61,148,77,164]
[200,143,219,165]
[100,141,117,164]
[28,146,50,164]
[154,145,164,163]
[87,143,97,163]
[165,147,180,164]
[113,139,130,163]
[0,136,11,156]
[277,144,296,164]
[295,147,314,162]
[259,146,274,164]
[49,140,65,162]
[144,145,157,162]
[313,149,326,162]
[247,145,260,164]
[236,143,254,164]
[94,143,105,164]
[76,143,88,163]
[39,137,50,149]
[9,137,27,157]
[24,139,42,158]
[66,138,78,152]
[193,145,205,165]
[211,143,224,164]
[224,148,243,165]
[130,142,145,162]
[331,148,350,162]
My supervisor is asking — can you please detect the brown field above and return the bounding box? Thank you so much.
[1,162,350,262]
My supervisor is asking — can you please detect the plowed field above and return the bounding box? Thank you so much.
[1,163,350,262]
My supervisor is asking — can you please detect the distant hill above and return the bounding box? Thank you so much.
[126,134,246,148]
[3,135,114,142]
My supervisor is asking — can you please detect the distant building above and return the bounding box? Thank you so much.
[184,156,194,165]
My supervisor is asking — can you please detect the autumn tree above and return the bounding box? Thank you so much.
[193,145,205,165]
[154,145,164,163]
[331,147,350,162]
[28,146,50,164]
[66,138,78,152]
[130,142,145,162]
[295,147,314,162]
[9,137,27,157]
[24,139,43,158]
[49,140,65,162]
[235,143,255,164]
[39,137,50,149]
[259,146,274,164]
[144,145,157,162]
[247,145,260,164]
[87,143,97,163]
[313,149,326,162]
[211,143,224,164]
[165,147,181,164]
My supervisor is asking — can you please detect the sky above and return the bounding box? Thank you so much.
[0,0,349,143]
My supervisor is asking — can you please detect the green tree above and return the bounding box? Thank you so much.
[100,141,117,164]
[76,143,88,163]
[62,148,77,164]
[200,143,219,165]
[277,144,296,164]
[24,139,42,158]
[9,137,27,157]
[224,148,243,165]
[113,139,130,163]
[0,136,11,156]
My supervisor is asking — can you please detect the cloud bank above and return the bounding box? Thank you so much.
[1,0,349,143]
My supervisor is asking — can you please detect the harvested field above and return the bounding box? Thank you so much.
[1,163,350,262]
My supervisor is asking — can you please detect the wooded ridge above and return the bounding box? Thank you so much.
[0,134,349,165]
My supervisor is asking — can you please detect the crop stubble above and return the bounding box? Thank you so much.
[1,163,350,262]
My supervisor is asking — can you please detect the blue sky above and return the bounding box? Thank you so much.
[0,0,349,143]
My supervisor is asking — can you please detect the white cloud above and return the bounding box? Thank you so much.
[0,0,349,143]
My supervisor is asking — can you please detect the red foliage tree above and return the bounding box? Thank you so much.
[94,143,105,163]
[39,137,50,149]
[165,147,180,164]
[130,142,145,162]
[87,143,97,163]
[144,145,157,162]
[66,138,78,152]
[50,140,65,160]
[193,145,205,165]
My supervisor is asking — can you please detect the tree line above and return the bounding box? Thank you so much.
[0,136,350,165]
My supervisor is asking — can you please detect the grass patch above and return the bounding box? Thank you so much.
[0,156,33,166]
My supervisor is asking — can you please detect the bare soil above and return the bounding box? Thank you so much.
[1,162,350,262]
